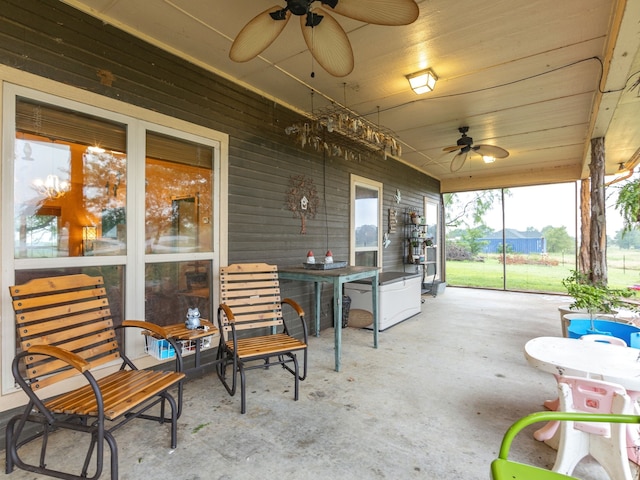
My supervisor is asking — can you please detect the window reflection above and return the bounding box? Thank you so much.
[352,178,381,267]
[14,99,127,258]
[145,261,212,325]
[145,132,213,254]
[355,185,379,248]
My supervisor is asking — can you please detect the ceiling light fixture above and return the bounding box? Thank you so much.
[482,155,496,164]
[406,68,438,94]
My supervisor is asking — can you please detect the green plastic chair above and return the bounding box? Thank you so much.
[491,411,640,479]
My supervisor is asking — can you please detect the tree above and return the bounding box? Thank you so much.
[588,137,606,284]
[614,173,640,234]
[614,228,640,249]
[444,190,505,228]
[541,225,574,253]
[460,225,490,256]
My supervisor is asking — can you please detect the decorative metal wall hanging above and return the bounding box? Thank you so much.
[286,174,319,234]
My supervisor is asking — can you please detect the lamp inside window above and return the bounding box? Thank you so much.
[82,226,97,255]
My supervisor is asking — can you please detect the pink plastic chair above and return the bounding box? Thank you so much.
[552,376,636,479]
[535,335,628,444]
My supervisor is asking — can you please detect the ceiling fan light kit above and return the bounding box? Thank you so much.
[444,126,509,172]
[406,68,438,94]
[230,0,420,77]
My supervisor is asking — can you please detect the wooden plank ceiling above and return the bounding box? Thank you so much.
[62,0,640,192]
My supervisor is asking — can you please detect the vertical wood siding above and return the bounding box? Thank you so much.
[0,0,440,333]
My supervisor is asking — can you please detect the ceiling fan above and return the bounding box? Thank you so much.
[443,126,510,172]
[229,0,420,77]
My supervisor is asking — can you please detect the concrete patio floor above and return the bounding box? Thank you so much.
[3,287,634,479]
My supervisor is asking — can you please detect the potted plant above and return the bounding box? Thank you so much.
[562,270,635,332]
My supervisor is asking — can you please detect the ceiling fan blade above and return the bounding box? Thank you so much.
[229,6,291,62]
[443,144,464,153]
[474,144,510,159]
[301,8,354,77]
[450,151,469,173]
[325,0,419,26]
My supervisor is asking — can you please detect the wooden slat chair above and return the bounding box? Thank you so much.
[216,263,308,413]
[6,274,186,480]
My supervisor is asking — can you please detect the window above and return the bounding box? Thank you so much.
[424,198,441,283]
[144,132,215,325]
[13,99,127,258]
[350,175,382,266]
[2,83,227,394]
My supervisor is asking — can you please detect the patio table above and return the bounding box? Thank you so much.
[279,265,379,372]
[524,336,640,390]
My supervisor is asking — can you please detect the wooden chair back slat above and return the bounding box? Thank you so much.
[28,353,122,391]
[20,317,114,348]
[221,279,279,291]
[221,288,281,300]
[221,319,283,333]
[27,342,120,378]
[12,287,107,310]
[16,297,110,335]
[9,274,104,296]
[221,293,281,306]
[221,263,278,275]
[224,303,283,315]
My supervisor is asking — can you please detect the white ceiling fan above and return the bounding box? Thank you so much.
[443,126,510,172]
[229,0,419,77]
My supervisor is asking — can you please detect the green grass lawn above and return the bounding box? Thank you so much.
[446,247,640,293]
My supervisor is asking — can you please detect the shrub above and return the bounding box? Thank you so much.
[446,242,475,261]
[498,254,559,266]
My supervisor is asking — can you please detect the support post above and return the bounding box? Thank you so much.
[589,137,607,284]
[579,178,591,275]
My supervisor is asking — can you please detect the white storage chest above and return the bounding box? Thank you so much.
[344,271,421,331]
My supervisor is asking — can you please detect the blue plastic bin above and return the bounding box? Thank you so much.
[567,319,640,348]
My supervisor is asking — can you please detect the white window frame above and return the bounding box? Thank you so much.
[350,174,383,266]
[1,77,228,400]
[424,197,441,282]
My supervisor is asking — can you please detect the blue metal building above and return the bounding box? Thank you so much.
[480,229,546,254]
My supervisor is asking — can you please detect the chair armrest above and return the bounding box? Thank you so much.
[218,304,235,322]
[26,345,90,373]
[281,298,308,341]
[121,320,170,338]
[498,411,640,460]
[282,298,304,316]
[119,320,184,373]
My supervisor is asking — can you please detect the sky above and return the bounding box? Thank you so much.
[358,181,628,238]
[466,182,626,236]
